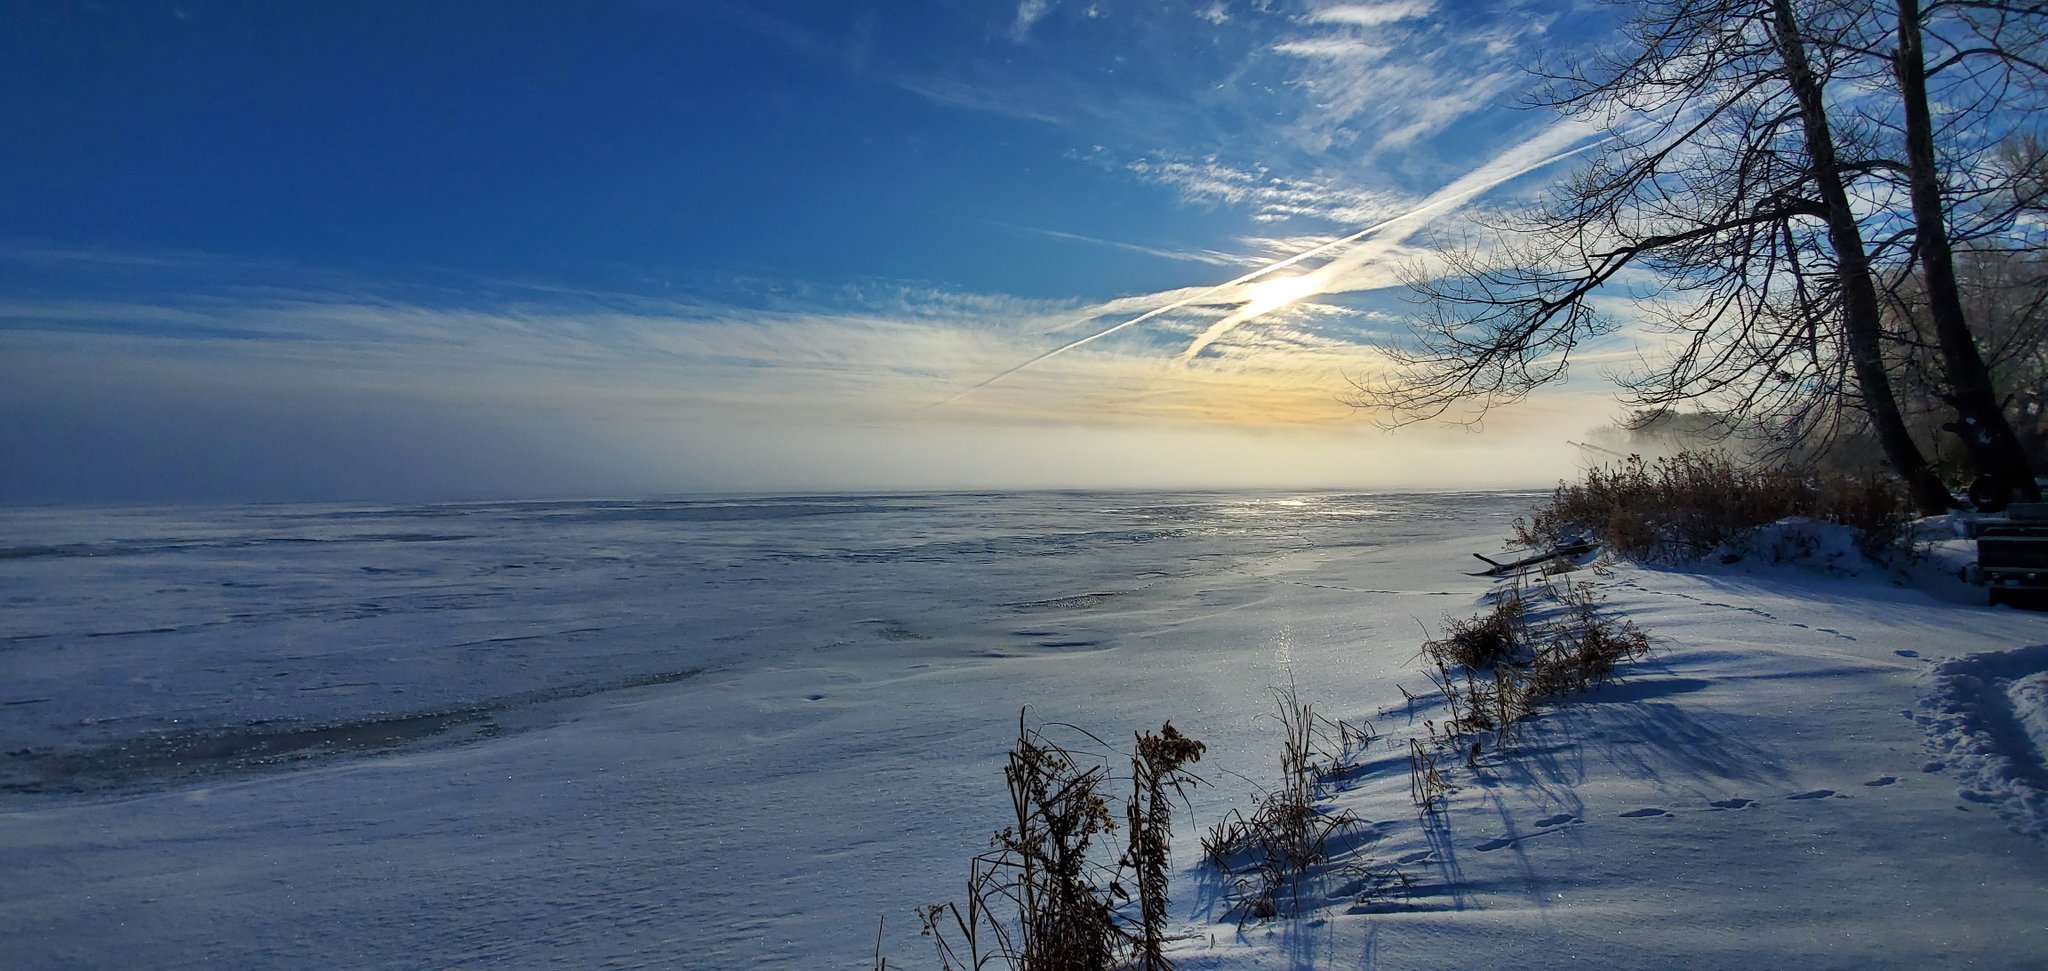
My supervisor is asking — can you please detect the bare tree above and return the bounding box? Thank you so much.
[1356,0,1954,511]
[1888,245,2048,462]
[1886,0,2044,500]
[1771,0,1957,511]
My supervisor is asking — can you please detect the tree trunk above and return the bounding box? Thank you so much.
[1770,0,1953,514]
[1894,0,2041,503]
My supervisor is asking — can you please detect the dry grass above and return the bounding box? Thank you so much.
[1422,592,1528,670]
[1407,580,1654,810]
[1201,684,1382,923]
[1527,584,1654,698]
[1515,451,1912,560]
[1407,737,1453,812]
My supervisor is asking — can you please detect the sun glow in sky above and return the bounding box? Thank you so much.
[1240,274,1325,319]
[0,1,1631,503]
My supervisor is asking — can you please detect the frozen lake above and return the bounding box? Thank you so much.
[1,491,1531,968]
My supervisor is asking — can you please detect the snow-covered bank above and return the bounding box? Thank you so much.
[1170,530,2048,970]
[3,495,2044,969]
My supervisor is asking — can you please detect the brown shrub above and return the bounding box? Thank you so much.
[1516,451,1911,560]
[1422,593,1527,671]
[1527,585,1655,698]
[1412,580,1654,806]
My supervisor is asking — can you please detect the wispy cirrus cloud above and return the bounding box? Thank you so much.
[1307,0,1438,27]
[990,222,1257,267]
[949,114,1610,387]
[1126,157,1419,226]
[0,265,1366,430]
[1269,36,1390,59]
[1011,0,1054,43]
[1166,116,1615,363]
[691,0,1574,252]
[1269,2,1542,157]
[889,74,1073,125]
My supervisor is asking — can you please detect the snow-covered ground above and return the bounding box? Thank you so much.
[1174,519,2048,969]
[2,493,2043,969]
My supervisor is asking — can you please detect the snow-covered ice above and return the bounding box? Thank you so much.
[2,492,2044,969]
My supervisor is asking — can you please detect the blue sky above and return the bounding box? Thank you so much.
[2,0,1630,503]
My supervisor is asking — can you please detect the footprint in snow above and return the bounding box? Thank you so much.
[1475,815,1580,851]
[1708,798,1755,810]
[1618,807,1671,818]
[1864,776,1897,787]
[1786,789,1837,800]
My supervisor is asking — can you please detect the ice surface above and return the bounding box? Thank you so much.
[4,493,2045,969]
[1,491,1529,967]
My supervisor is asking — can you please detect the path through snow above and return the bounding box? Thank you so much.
[1919,642,2048,837]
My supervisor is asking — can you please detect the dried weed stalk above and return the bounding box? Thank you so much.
[1124,723,1206,971]
[1422,592,1528,670]
[918,710,1205,971]
[1407,737,1453,812]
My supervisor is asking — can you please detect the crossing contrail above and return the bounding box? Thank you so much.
[932,229,1373,406]
[935,122,1630,406]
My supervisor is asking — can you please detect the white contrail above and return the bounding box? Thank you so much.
[932,221,1382,406]
[936,122,1632,406]
[1176,124,1637,363]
